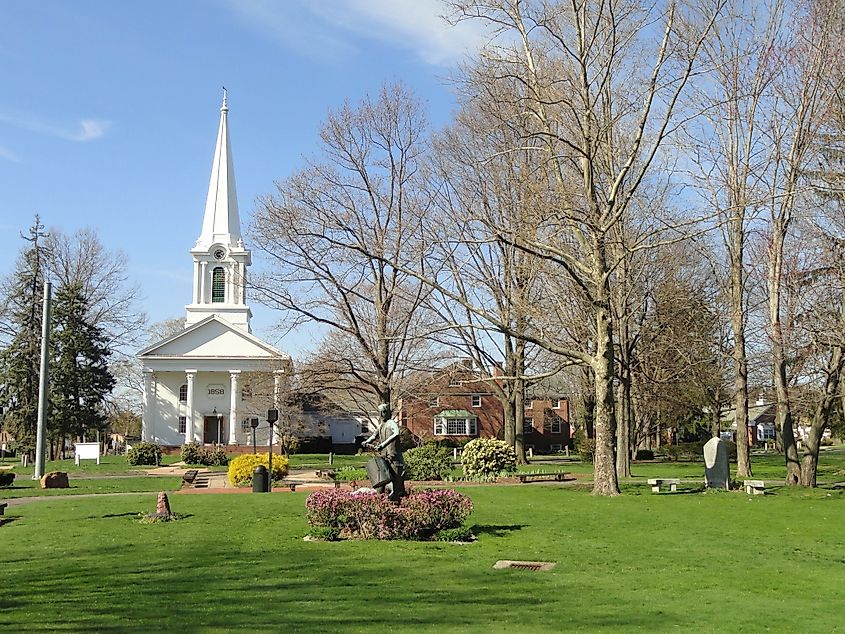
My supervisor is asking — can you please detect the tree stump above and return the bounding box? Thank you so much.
[154,491,173,518]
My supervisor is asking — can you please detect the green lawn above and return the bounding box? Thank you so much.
[2,484,844,632]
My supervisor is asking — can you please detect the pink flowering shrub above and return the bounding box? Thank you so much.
[305,488,473,540]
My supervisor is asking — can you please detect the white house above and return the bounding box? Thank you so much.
[137,93,291,447]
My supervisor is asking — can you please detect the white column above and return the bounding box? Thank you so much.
[185,370,197,444]
[229,370,240,445]
[199,262,207,304]
[238,262,245,304]
[192,262,200,304]
[142,370,154,442]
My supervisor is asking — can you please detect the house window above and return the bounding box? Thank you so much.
[179,416,187,434]
[449,378,461,387]
[211,267,225,303]
[552,399,560,409]
[242,417,258,433]
[523,417,534,434]
[429,396,439,408]
[434,417,477,436]
[471,395,481,407]
[241,384,252,401]
[526,400,533,409]
[551,416,563,434]
[179,384,188,403]
[550,444,562,452]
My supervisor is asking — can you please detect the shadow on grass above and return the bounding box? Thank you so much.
[471,524,526,537]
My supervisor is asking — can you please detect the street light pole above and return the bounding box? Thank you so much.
[250,418,259,454]
[267,408,278,492]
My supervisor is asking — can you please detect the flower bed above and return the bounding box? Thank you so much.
[305,488,473,541]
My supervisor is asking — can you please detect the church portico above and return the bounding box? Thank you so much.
[138,94,290,447]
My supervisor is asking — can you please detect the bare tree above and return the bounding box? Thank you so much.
[250,83,432,413]
[434,0,723,495]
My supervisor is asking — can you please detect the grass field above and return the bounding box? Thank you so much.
[2,482,845,632]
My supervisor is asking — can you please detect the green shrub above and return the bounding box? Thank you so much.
[279,434,301,455]
[180,443,229,466]
[204,445,229,466]
[127,442,161,466]
[180,442,203,465]
[0,471,15,487]
[308,526,341,541]
[574,428,595,463]
[434,525,474,542]
[227,453,288,487]
[635,449,654,461]
[461,438,517,479]
[405,443,453,480]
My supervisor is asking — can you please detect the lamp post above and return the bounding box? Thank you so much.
[267,408,278,491]
[250,417,259,454]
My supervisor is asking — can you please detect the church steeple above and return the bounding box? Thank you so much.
[195,89,242,251]
[186,92,252,332]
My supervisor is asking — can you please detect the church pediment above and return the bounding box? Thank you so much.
[138,316,287,360]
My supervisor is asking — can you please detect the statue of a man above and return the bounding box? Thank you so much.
[363,403,406,501]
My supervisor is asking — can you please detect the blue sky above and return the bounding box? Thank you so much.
[0,0,486,357]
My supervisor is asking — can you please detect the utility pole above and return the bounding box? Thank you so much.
[34,281,51,480]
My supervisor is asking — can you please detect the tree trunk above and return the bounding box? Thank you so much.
[799,343,843,487]
[592,285,620,496]
[514,363,528,465]
[730,261,752,477]
[615,374,632,477]
[768,220,801,484]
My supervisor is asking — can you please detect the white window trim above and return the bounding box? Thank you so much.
[552,399,560,409]
[433,416,477,436]
[471,394,481,407]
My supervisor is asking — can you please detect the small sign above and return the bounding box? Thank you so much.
[207,384,226,400]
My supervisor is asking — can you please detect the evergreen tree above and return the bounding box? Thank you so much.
[0,217,48,453]
[50,281,115,450]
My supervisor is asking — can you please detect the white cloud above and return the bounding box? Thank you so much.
[325,0,489,66]
[0,146,21,162]
[219,0,490,67]
[0,110,111,142]
[219,0,357,60]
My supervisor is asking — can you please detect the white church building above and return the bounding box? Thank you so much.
[137,94,291,447]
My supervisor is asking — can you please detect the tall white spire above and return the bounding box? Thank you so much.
[195,88,242,251]
[186,91,252,333]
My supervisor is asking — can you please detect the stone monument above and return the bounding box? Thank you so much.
[362,403,406,501]
[703,437,730,489]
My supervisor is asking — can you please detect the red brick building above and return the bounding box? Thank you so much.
[397,363,571,453]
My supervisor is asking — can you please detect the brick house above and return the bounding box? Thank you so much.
[397,362,571,453]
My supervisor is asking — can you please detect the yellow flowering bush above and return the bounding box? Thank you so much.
[227,452,289,487]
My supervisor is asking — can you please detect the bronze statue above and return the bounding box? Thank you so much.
[362,403,406,501]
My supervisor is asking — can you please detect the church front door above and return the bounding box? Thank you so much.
[203,416,225,445]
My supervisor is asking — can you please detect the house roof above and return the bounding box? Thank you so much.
[721,403,776,427]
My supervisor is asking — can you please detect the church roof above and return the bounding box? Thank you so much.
[194,90,242,252]
[137,315,289,361]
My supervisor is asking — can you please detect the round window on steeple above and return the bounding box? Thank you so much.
[213,248,226,261]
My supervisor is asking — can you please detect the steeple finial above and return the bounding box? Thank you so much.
[221,86,228,111]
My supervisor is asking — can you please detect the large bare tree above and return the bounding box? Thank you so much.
[250,83,432,413]
[437,0,723,494]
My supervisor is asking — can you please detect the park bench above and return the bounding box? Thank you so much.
[647,478,680,493]
[518,472,567,484]
[744,480,766,495]
[0,502,8,516]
